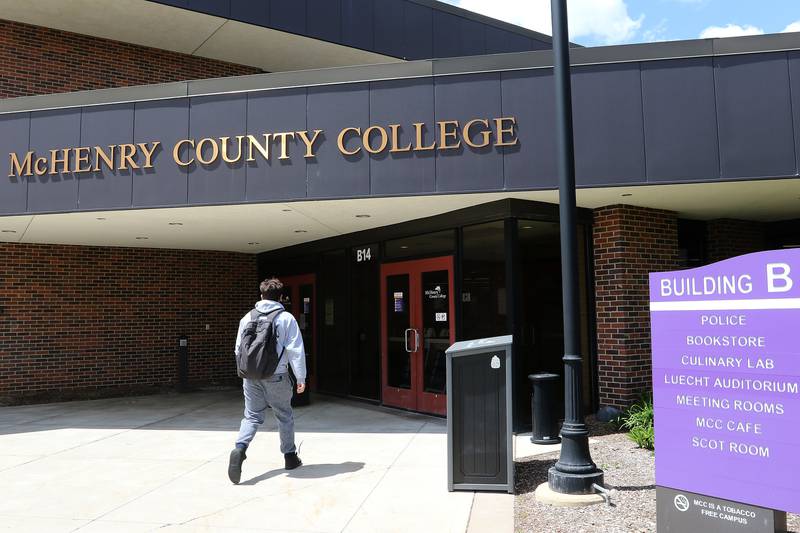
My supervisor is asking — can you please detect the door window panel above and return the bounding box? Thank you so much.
[386,273,412,389]
[422,270,449,394]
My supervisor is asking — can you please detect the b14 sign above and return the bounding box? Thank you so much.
[650,249,800,515]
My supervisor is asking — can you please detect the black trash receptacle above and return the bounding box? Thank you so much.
[529,373,560,444]
[446,335,514,494]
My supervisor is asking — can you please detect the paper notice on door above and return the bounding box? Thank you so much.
[435,312,447,322]
[393,292,404,313]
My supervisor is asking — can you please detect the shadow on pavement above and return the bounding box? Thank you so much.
[239,461,366,485]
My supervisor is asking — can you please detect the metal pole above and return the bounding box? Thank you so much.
[548,0,604,494]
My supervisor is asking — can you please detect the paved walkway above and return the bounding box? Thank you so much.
[0,390,512,533]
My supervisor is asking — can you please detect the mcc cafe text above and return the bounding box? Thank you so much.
[6,117,519,177]
[650,249,800,529]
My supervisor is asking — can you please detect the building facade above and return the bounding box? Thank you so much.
[1,0,798,430]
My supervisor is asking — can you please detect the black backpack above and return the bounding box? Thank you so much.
[236,308,286,379]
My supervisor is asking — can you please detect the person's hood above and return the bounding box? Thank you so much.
[255,299,284,313]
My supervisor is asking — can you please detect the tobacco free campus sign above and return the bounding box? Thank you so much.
[650,249,800,515]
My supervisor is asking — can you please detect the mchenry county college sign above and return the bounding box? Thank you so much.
[7,117,518,177]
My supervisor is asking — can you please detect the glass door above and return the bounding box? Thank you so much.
[380,256,454,415]
[280,274,316,391]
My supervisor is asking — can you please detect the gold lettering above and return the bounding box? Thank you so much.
[173,139,195,166]
[93,146,115,172]
[34,157,48,176]
[246,134,270,161]
[8,151,33,177]
[463,119,491,149]
[389,124,412,153]
[494,117,518,147]
[73,147,91,173]
[119,144,139,170]
[296,130,323,159]
[196,138,218,165]
[363,126,388,155]
[338,127,362,156]
[220,136,244,164]
[49,148,70,175]
[138,142,160,169]
[413,122,436,151]
[438,120,461,150]
[272,132,295,160]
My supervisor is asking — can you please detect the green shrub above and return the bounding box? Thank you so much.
[618,395,655,450]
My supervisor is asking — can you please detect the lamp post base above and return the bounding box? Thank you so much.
[548,467,605,495]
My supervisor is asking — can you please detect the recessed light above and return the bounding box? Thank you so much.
[248,242,260,246]
[168,222,183,226]
[96,217,106,221]
[135,236,149,240]
[521,225,533,229]
[282,209,292,212]
[294,230,307,234]
[400,245,409,249]
[621,193,633,197]
[1,230,17,234]
[355,214,371,218]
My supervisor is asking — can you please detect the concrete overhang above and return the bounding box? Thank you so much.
[0,180,797,253]
[0,0,401,72]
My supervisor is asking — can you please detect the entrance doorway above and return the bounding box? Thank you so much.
[280,274,316,389]
[380,256,455,416]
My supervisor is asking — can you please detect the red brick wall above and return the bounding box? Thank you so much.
[0,242,257,404]
[0,19,261,99]
[706,219,766,263]
[593,205,679,409]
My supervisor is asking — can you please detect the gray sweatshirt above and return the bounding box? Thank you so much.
[234,299,307,384]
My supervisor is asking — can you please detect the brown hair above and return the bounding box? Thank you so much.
[259,278,284,301]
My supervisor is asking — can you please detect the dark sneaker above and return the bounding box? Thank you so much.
[284,452,302,470]
[228,447,247,484]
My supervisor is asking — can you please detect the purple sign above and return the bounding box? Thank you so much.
[650,249,800,514]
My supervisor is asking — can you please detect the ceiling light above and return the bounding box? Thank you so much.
[355,214,371,218]
[521,226,533,229]
[282,209,292,212]
[1,230,17,233]
[621,193,633,197]
[400,245,409,249]
[96,217,106,221]
[248,242,260,246]
[135,236,149,240]
[168,222,183,226]
[294,230,307,234]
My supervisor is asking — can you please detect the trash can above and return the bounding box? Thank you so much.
[529,373,561,444]
[446,335,514,493]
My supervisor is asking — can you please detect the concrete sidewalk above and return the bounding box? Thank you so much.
[0,390,511,533]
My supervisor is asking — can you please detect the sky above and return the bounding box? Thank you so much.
[442,0,800,47]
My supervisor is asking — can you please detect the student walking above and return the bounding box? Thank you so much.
[228,277,307,484]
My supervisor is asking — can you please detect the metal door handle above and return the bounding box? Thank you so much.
[404,328,420,353]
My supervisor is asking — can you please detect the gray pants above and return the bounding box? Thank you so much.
[235,373,296,454]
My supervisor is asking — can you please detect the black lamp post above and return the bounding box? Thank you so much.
[548,0,605,494]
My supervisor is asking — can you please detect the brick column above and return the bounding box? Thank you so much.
[593,205,679,411]
[706,219,766,263]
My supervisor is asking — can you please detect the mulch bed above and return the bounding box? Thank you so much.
[514,420,799,533]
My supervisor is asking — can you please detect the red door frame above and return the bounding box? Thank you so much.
[281,274,317,390]
[380,256,455,416]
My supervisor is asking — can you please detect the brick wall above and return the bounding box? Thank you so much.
[593,205,679,410]
[706,219,767,263]
[0,19,261,99]
[0,242,257,405]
